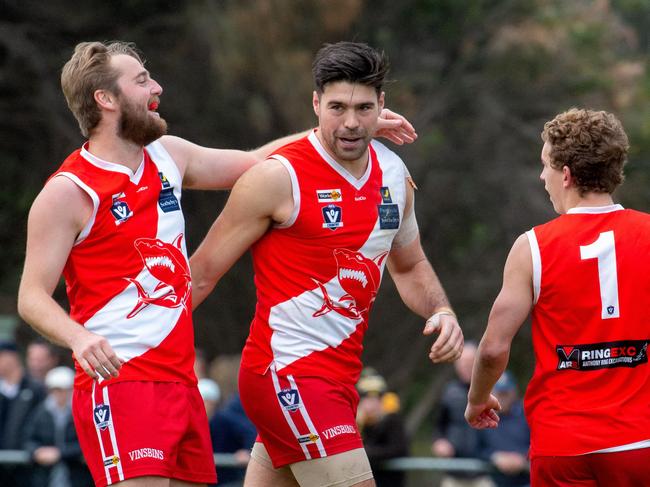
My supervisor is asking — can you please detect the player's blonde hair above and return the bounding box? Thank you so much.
[61,41,143,138]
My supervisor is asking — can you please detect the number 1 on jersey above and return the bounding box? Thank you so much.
[580,230,620,319]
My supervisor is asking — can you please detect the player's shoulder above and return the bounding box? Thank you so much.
[240,157,291,189]
[371,139,408,172]
[271,133,313,160]
[371,139,402,159]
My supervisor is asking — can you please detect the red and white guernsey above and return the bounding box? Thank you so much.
[525,205,650,458]
[54,141,195,391]
[241,131,408,385]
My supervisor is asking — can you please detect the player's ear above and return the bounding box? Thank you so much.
[94,89,117,111]
[378,91,385,111]
[562,165,572,188]
[312,91,320,117]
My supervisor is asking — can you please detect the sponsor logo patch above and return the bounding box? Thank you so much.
[378,204,400,229]
[380,186,393,204]
[277,388,300,412]
[317,188,342,202]
[322,204,343,230]
[298,433,320,444]
[321,424,357,440]
[103,456,120,467]
[556,340,648,371]
[128,448,164,461]
[158,172,180,213]
[93,404,111,431]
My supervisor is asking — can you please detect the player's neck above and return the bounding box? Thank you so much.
[86,131,144,172]
[567,192,615,211]
[336,155,369,179]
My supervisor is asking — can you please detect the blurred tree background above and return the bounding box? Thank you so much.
[2,0,650,451]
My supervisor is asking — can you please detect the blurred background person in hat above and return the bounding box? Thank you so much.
[356,368,409,487]
[24,366,92,487]
[476,371,530,487]
[432,341,494,487]
[198,376,256,487]
[0,339,46,485]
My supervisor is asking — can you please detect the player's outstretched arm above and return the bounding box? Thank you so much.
[161,130,310,191]
[386,185,463,364]
[465,233,533,428]
[189,159,293,309]
[161,108,417,191]
[17,178,123,381]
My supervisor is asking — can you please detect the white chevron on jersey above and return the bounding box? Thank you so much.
[80,141,189,365]
[269,138,407,372]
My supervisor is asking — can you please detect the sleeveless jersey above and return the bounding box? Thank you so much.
[54,141,195,391]
[525,205,650,457]
[241,131,408,385]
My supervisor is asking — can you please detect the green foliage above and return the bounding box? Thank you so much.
[4,0,650,431]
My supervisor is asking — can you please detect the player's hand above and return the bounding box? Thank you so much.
[69,328,124,380]
[375,108,418,145]
[491,451,528,474]
[431,438,455,458]
[33,446,61,466]
[465,394,501,429]
[423,312,463,363]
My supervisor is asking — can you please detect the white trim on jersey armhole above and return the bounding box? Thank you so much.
[145,139,183,186]
[54,172,100,246]
[271,154,300,229]
[526,229,541,304]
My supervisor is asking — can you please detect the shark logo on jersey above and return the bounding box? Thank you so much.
[312,248,388,320]
[124,234,191,319]
[110,192,133,225]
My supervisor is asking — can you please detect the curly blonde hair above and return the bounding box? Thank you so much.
[541,108,628,195]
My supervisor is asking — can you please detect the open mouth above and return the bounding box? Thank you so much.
[148,101,159,112]
[338,137,362,148]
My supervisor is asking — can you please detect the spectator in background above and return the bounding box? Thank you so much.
[432,342,494,487]
[476,371,529,487]
[199,377,221,417]
[356,368,409,487]
[194,347,209,380]
[24,366,92,487]
[198,374,256,487]
[26,339,60,385]
[0,340,46,485]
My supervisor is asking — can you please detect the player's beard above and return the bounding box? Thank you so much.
[118,96,167,147]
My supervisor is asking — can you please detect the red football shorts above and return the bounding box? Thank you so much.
[531,447,650,486]
[73,381,217,487]
[239,366,364,468]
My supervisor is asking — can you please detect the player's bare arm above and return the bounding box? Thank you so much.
[160,131,309,190]
[386,183,463,364]
[17,177,123,381]
[161,109,416,191]
[190,159,293,308]
[465,233,533,429]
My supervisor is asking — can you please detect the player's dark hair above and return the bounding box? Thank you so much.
[312,41,389,96]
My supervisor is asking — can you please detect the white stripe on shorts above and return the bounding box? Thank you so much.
[92,381,125,484]
[271,369,319,460]
[287,375,327,457]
